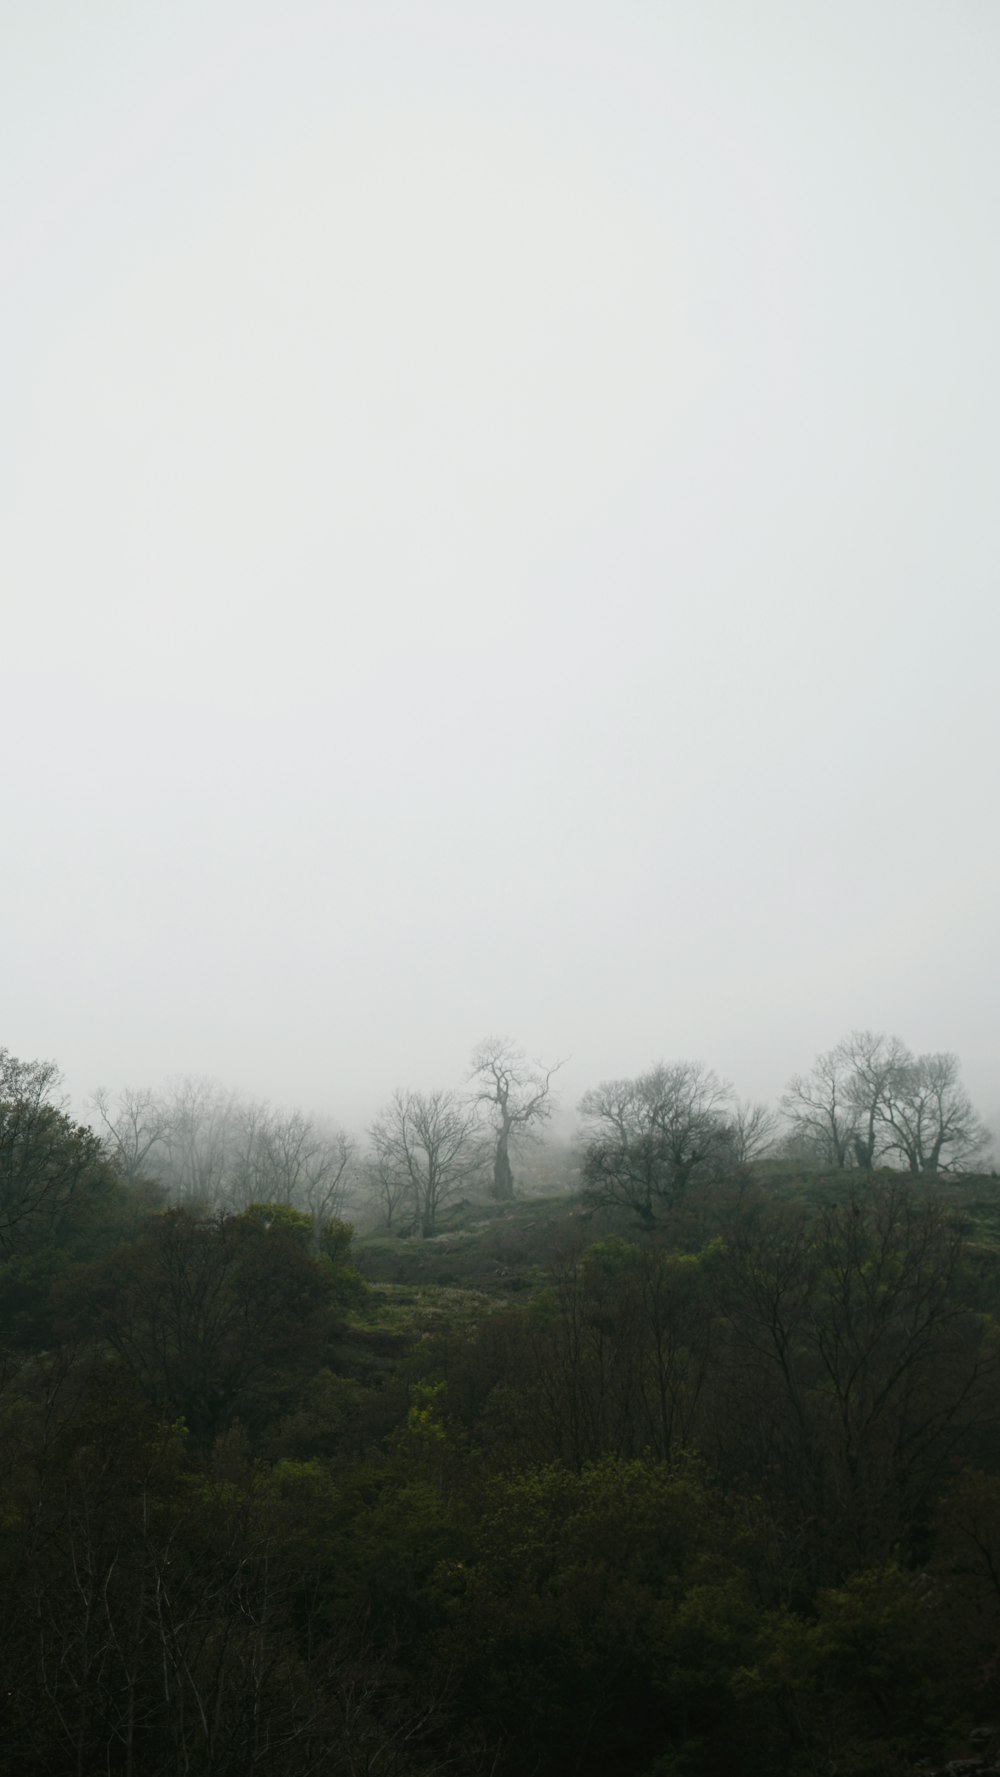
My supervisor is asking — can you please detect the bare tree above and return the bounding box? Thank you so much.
[369,1089,485,1237]
[358,1150,410,1229]
[727,1099,779,1166]
[298,1122,355,1227]
[781,1044,858,1168]
[89,1076,358,1227]
[156,1076,238,1203]
[225,1095,275,1208]
[468,1036,564,1200]
[225,1101,354,1217]
[89,1085,170,1186]
[579,1062,734,1224]
[840,1029,912,1169]
[880,1051,991,1176]
[783,1033,989,1177]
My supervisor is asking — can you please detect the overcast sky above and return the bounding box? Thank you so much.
[4,0,998,1132]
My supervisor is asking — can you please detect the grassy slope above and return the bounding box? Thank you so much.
[349,1167,1000,1350]
[354,1192,592,1295]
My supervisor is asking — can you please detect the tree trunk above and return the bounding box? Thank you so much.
[492,1130,514,1200]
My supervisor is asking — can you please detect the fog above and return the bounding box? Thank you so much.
[4,1,998,1131]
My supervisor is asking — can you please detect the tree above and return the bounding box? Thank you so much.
[781,1044,858,1168]
[90,1084,170,1186]
[438,1454,755,1777]
[226,1101,354,1232]
[727,1100,779,1166]
[57,1203,358,1442]
[579,1063,734,1225]
[840,1029,911,1169]
[468,1036,563,1200]
[712,1180,1000,1575]
[0,1049,118,1258]
[90,1078,357,1227]
[783,1033,990,1176]
[368,1089,484,1237]
[157,1075,237,1203]
[90,1078,236,1203]
[359,1149,410,1229]
[880,1050,991,1175]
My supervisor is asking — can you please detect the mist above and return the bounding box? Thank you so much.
[4,1,998,1131]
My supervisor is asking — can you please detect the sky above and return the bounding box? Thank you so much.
[3,0,999,1134]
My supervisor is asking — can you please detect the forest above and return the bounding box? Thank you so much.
[1,1034,999,1776]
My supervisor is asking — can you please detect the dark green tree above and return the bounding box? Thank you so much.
[0,1048,120,1259]
[56,1203,365,1441]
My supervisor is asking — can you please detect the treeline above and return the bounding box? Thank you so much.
[90,1074,355,1220]
[87,1037,568,1237]
[1,1040,1000,1773]
[86,1030,994,1238]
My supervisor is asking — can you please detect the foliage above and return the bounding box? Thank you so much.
[0,1048,123,1262]
[2,1044,1000,1776]
[55,1202,367,1442]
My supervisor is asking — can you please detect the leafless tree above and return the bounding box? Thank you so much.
[726,1099,779,1166]
[468,1036,564,1200]
[369,1089,485,1237]
[783,1033,989,1176]
[266,1111,354,1228]
[156,1075,237,1203]
[89,1076,358,1228]
[224,1095,274,1208]
[357,1150,409,1229]
[579,1062,735,1224]
[89,1085,171,1186]
[781,1044,858,1168]
[224,1102,354,1224]
[879,1051,991,1176]
[840,1029,912,1169]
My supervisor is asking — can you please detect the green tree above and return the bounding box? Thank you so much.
[711,1181,1000,1579]
[0,1048,120,1259]
[437,1455,760,1777]
[56,1204,365,1441]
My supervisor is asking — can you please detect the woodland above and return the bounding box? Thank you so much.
[1,1035,999,1776]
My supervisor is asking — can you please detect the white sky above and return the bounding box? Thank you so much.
[3,0,999,1130]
